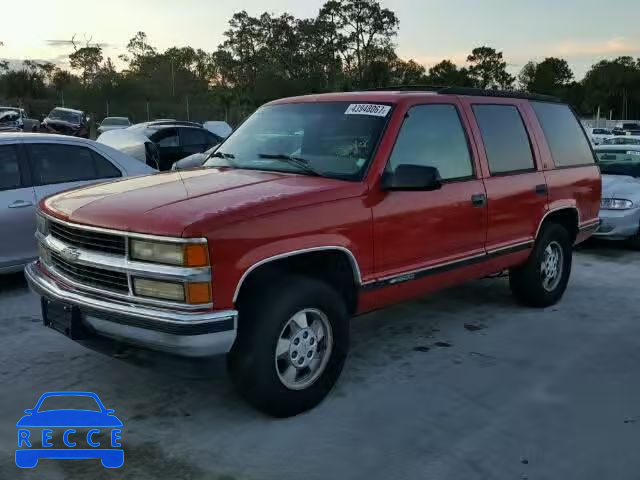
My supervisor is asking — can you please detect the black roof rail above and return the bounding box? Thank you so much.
[364,85,561,103]
[147,120,203,127]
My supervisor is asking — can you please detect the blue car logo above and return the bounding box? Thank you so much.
[15,391,123,468]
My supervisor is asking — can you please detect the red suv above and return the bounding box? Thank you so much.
[26,87,601,417]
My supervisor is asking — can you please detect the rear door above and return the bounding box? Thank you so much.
[178,127,219,157]
[463,99,548,252]
[25,142,122,202]
[0,142,38,269]
[149,128,181,170]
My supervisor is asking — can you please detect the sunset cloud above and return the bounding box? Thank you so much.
[550,37,638,58]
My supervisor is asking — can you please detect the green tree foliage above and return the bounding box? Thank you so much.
[467,46,514,89]
[1,2,639,120]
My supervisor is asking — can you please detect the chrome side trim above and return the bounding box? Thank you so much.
[25,262,236,326]
[486,239,534,255]
[232,246,363,303]
[535,206,580,239]
[39,232,212,283]
[41,211,207,244]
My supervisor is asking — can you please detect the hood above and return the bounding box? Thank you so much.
[44,118,81,128]
[601,174,640,199]
[16,410,123,428]
[42,168,364,237]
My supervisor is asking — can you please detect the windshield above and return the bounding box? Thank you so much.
[602,136,640,145]
[596,149,640,177]
[204,102,392,180]
[102,117,129,126]
[37,395,101,412]
[48,108,82,123]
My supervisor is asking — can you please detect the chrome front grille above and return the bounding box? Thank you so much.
[49,221,126,255]
[50,251,129,294]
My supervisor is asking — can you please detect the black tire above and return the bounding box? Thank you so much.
[228,275,349,417]
[509,223,572,308]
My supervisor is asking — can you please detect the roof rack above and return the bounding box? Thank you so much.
[364,85,561,103]
[147,120,203,127]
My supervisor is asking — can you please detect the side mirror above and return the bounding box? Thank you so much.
[381,164,442,191]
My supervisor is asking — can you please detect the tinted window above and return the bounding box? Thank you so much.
[0,145,22,190]
[151,128,179,147]
[473,105,535,174]
[29,144,104,184]
[92,151,122,178]
[531,102,595,167]
[180,128,208,146]
[387,104,473,180]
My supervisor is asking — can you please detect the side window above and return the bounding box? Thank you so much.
[387,104,474,181]
[91,151,122,178]
[205,131,222,147]
[180,128,208,146]
[0,145,22,191]
[28,144,98,185]
[472,104,535,175]
[151,128,179,147]
[531,102,595,167]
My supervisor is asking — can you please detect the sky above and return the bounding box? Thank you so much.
[2,0,639,79]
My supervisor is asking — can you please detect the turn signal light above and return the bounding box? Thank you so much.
[186,282,212,304]
[184,244,209,267]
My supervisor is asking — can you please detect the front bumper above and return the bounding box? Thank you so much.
[594,208,640,240]
[25,262,237,358]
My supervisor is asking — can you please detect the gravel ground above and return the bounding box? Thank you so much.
[1,242,640,480]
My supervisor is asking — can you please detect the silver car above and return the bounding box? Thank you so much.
[97,116,132,135]
[0,133,155,273]
[593,144,640,247]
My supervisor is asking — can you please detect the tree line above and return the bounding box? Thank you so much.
[1,0,639,122]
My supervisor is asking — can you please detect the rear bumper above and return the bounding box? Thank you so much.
[594,208,640,240]
[25,262,237,358]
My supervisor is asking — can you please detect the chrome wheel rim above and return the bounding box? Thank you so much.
[275,308,333,390]
[541,241,563,292]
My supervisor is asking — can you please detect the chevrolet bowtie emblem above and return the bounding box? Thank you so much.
[60,247,80,261]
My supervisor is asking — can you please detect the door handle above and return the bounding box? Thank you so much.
[471,193,487,208]
[535,184,548,195]
[8,200,33,209]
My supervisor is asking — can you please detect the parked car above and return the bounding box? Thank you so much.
[41,107,89,138]
[0,107,39,132]
[26,88,601,417]
[98,120,223,170]
[0,133,155,274]
[171,145,217,170]
[593,144,640,247]
[601,135,640,146]
[589,127,612,145]
[612,122,640,136]
[97,116,131,135]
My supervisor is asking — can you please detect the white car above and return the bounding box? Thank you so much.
[601,135,640,146]
[97,117,132,135]
[0,133,155,273]
[589,128,612,145]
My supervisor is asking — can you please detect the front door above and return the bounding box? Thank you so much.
[372,103,487,279]
[0,143,38,269]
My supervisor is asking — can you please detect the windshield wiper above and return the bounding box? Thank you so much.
[207,151,238,167]
[257,153,322,177]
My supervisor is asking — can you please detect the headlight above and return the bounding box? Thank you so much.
[36,214,49,236]
[133,278,185,302]
[600,198,634,210]
[132,278,212,304]
[129,239,209,267]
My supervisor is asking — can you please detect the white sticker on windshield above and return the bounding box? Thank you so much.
[345,104,391,117]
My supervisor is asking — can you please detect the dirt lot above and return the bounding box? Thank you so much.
[1,242,639,480]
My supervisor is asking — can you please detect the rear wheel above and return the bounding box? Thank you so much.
[228,275,349,417]
[509,223,572,307]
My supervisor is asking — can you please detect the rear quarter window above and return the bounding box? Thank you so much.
[531,102,595,167]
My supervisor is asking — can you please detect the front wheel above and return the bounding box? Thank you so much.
[228,275,349,417]
[509,223,572,307]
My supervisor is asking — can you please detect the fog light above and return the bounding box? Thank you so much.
[133,278,185,302]
[186,282,212,304]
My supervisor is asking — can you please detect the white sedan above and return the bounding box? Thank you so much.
[0,133,155,273]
